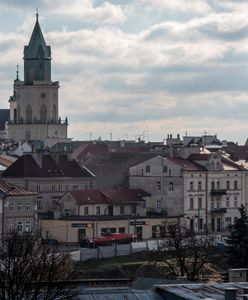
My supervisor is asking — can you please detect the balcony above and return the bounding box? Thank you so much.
[211,189,227,196]
[211,207,227,214]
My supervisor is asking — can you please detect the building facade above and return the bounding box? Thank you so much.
[129,151,246,233]
[1,153,95,214]
[0,180,38,241]
[7,14,68,143]
[40,189,176,243]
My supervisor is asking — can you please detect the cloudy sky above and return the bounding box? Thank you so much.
[0,0,248,143]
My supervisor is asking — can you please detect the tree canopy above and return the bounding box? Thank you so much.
[0,232,77,300]
[226,205,248,267]
[159,224,215,281]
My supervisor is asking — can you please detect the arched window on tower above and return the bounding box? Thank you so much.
[52,104,56,122]
[13,108,17,123]
[17,105,20,122]
[40,104,47,123]
[26,105,32,123]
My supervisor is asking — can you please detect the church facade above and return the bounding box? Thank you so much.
[7,14,68,144]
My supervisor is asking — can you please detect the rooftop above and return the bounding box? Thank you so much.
[67,188,149,205]
[1,154,95,178]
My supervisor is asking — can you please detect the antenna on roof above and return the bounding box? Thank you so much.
[36,8,39,21]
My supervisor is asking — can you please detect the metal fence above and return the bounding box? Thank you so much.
[70,240,161,262]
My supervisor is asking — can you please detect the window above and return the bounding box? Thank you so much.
[216,198,221,208]
[37,200,42,210]
[190,198,194,209]
[72,185,79,190]
[157,181,161,190]
[25,221,31,232]
[110,228,117,233]
[198,181,202,191]
[40,104,47,123]
[211,181,215,190]
[226,181,230,190]
[17,221,23,232]
[234,197,238,207]
[169,182,174,191]
[234,181,238,190]
[84,185,88,190]
[84,207,89,215]
[119,227,125,233]
[26,202,31,211]
[58,185,63,191]
[169,169,171,177]
[17,203,23,212]
[120,205,125,215]
[198,198,202,209]
[190,181,194,191]
[216,181,220,190]
[131,204,137,215]
[65,185,69,191]
[225,217,231,229]
[145,165,150,173]
[52,200,57,209]
[26,104,32,123]
[211,199,214,209]
[198,218,203,230]
[163,165,167,173]
[52,185,56,191]
[9,203,14,212]
[96,206,101,215]
[156,200,161,210]
[226,197,230,208]
[37,185,41,192]
[101,228,108,235]
[9,221,14,232]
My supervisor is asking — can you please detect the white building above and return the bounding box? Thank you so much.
[129,151,246,233]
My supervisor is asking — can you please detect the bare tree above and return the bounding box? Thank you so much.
[159,224,215,281]
[0,231,78,300]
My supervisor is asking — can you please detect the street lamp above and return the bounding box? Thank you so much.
[87,197,95,248]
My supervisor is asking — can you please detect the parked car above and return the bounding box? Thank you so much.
[88,233,137,248]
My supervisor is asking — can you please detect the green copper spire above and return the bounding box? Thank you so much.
[23,13,51,84]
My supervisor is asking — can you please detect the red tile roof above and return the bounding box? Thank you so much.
[188,154,211,161]
[69,190,107,205]
[67,189,149,205]
[101,189,149,204]
[167,157,206,171]
[0,180,37,196]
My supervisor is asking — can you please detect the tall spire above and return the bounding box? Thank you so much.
[23,13,51,84]
[36,8,39,21]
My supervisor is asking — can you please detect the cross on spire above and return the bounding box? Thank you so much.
[36,8,39,21]
[16,64,19,79]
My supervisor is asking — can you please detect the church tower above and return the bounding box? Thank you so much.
[7,14,68,144]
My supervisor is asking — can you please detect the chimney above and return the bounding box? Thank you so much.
[225,288,237,300]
